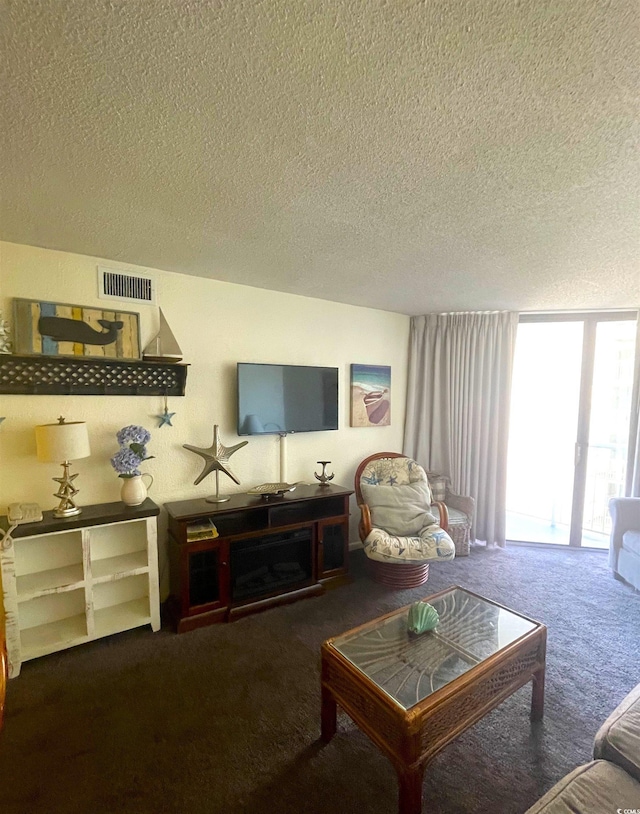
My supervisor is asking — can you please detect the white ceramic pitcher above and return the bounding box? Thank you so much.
[120,473,153,506]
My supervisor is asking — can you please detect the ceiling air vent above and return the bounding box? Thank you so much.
[97,266,157,305]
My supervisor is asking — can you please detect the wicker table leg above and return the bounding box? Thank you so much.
[397,763,426,814]
[530,665,545,722]
[321,684,337,742]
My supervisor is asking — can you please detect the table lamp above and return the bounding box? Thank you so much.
[35,417,91,518]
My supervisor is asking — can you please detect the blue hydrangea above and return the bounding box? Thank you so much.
[117,425,151,446]
[111,425,153,477]
[110,448,143,477]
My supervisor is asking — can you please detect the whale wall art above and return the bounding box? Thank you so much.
[350,364,391,427]
[13,298,141,360]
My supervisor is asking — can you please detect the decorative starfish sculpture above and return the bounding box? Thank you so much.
[183,425,248,486]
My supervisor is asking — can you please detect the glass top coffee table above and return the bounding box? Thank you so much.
[320,586,546,814]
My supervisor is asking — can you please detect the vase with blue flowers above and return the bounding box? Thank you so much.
[111,425,154,506]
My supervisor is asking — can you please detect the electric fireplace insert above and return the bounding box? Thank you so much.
[230,527,314,602]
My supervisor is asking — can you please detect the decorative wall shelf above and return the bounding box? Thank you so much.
[0,354,188,396]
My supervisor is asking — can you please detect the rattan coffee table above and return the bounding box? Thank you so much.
[321,586,546,814]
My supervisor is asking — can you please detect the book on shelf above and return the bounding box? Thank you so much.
[186,519,219,542]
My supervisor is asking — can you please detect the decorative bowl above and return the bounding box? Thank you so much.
[247,482,298,498]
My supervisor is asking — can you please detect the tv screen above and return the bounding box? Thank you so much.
[237,363,339,435]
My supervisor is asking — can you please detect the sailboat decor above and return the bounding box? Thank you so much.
[0,311,12,354]
[143,309,182,363]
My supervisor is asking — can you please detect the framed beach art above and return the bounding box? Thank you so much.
[13,298,141,360]
[350,364,391,427]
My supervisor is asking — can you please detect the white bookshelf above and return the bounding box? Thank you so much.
[1,500,160,677]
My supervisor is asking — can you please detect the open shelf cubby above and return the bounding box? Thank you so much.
[14,530,84,602]
[93,576,152,638]
[19,590,88,661]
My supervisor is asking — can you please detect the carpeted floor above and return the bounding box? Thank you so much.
[1,544,639,814]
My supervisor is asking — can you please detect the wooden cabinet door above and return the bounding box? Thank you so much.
[183,538,230,615]
[317,518,349,578]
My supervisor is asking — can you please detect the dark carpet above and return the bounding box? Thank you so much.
[2,544,639,814]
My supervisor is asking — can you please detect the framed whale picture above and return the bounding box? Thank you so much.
[12,298,141,360]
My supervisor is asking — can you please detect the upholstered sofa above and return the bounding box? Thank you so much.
[525,682,640,812]
[609,497,640,591]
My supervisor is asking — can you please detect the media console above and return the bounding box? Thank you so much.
[165,483,353,632]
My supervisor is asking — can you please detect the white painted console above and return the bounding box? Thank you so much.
[0,499,160,677]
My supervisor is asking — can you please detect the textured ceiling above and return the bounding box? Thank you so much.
[1,0,638,315]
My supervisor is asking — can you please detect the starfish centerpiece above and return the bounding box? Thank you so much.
[183,425,248,486]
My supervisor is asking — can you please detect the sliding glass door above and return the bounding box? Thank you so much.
[579,320,638,545]
[506,313,637,548]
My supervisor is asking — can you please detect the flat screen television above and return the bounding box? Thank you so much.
[237,363,339,435]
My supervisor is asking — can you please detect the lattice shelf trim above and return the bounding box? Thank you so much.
[0,355,188,396]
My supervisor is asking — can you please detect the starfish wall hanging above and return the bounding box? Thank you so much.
[156,393,176,427]
[183,424,248,503]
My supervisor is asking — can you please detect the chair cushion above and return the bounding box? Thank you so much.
[593,683,640,782]
[362,480,437,537]
[361,456,428,488]
[364,524,455,564]
[524,760,640,813]
[622,530,640,557]
[444,506,470,526]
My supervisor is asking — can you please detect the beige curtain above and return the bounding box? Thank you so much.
[625,318,640,496]
[403,311,518,547]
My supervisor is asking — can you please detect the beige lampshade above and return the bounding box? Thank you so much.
[35,421,91,463]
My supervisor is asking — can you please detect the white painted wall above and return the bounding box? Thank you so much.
[0,241,410,595]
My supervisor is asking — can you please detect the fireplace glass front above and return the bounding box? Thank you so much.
[230,527,313,602]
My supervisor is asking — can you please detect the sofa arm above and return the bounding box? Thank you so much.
[609,497,640,571]
[524,760,640,814]
[594,682,640,783]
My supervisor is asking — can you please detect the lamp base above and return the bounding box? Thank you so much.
[51,460,82,519]
[53,504,82,519]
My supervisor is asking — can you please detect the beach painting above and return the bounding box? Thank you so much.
[350,364,391,427]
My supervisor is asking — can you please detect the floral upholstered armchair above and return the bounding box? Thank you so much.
[355,452,455,588]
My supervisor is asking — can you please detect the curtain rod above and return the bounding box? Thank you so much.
[519,309,638,323]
